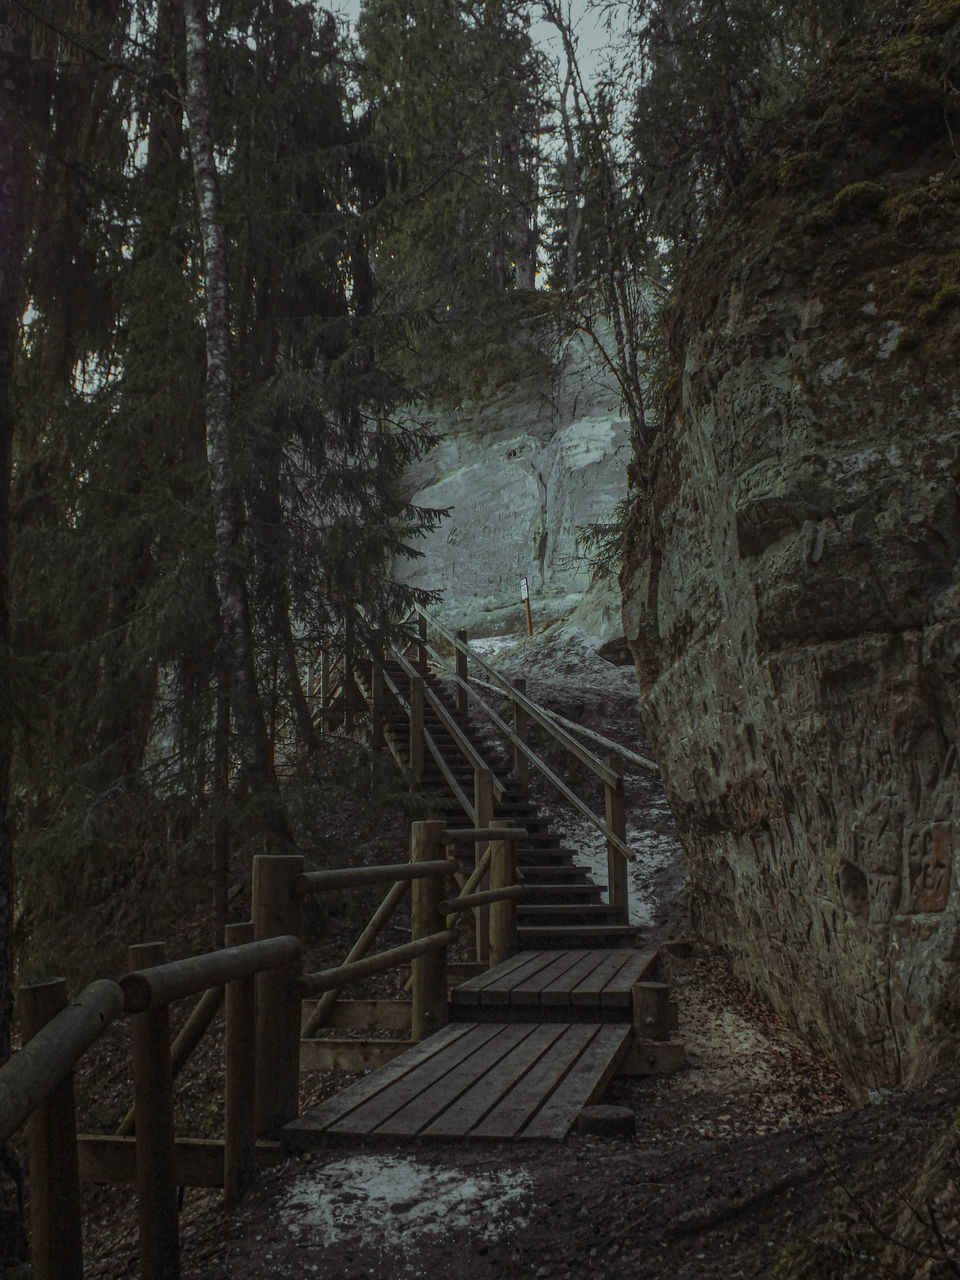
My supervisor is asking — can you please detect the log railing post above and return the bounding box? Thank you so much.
[410,821,448,1040]
[20,979,83,1280]
[343,609,355,735]
[488,821,518,969]
[416,611,428,674]
[319,646,330,732]
[512,677,528,797]
[605,753,629,925]
[128,941,180,1280]
[224,922,256,1204]
[473,767,494,964]
[455,628,468,721]
[409,676,425,780]
[371,649,385,751]
[252,855,305,1135]
[632,983,674,1040]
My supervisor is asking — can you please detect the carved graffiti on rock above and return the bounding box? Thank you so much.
[907,823,953,913]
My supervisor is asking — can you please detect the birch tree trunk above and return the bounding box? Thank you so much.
[182,0,289,843]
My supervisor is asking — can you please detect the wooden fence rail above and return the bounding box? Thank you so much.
[0,818,526,1280]
[327,604,635,923]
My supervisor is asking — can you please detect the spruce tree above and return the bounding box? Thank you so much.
[11,0,442,956]
[357,0,549,398]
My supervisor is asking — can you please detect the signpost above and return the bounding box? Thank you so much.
[520,577,532,637]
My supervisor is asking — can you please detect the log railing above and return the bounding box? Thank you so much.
[0,816,526,1280]
[2,931,300,1280]
[325,605,639,923]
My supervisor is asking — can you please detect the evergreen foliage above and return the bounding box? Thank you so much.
[356,0,551,399]
[624,0,905,258]
[9,0,443,965]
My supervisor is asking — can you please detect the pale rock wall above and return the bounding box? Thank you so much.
[621,7,960,1090]
[398,335,631,634]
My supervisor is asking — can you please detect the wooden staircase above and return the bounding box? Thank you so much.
[377,658,640,950]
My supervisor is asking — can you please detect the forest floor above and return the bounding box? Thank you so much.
[66,622,960,1280]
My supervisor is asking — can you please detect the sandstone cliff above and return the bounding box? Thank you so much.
[621,2,960,1091]
[398,332,630,640]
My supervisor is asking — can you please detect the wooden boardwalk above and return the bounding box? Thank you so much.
[285,948,654,1144]
[284,1020,631,1143]
[450,947,658,1020]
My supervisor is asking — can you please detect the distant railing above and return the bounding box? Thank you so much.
[318,604,642,924]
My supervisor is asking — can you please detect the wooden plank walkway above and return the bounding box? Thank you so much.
[450,947,658,1019]
[284,1020,631,1144]
[284,949,657,1146]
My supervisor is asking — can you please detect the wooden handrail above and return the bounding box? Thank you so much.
[379,663,475,819]
[418,611,622,787]
[301,878,409,1037]
[296,860,457,894]
[389,645,505,794]
[469,672,659,775]
[411,615,633,863]
[441,827,527,842]
[120,935,302,1014]
[0,979,125,1145]
[295,930,456,997]
[438,885,526,915]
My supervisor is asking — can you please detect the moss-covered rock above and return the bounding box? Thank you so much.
[622,1,960,1101]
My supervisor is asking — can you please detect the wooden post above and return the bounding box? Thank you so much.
[343,610,355,734]
[416,611,428,673]
[20,979,83,1280]
[224,922,256,1204]
[632,983,676,1041]
[128,942,180,1280]
[512,677,528,797]
[410,822,448,1040]
[371,656,385,750]
[455,628,468,721]
[605,753,629,925]
[252,855,305,1135]
[319,647,330,731]
[409,676,425,780]
[488,822,518,969]
[117,985,223,1137]
[473,767,494,964]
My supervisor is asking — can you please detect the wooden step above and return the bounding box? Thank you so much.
[518,905,618,925]
[282,1020,631,1143]
[518,925,640,948]
[516,847,577,864]
[519,864,590,880]
[451,949,659,1019]
[519,883,603,902]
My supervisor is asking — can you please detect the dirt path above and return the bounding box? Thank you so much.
[82,942,953,1280]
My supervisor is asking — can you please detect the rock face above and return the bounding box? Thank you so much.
[621,6,960,1090]
[398,334,630,636]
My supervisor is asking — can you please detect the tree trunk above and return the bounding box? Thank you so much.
[0,9,30,1270]
[558,69,581,290]
[0,2,29,1072]
[182,0,290,845]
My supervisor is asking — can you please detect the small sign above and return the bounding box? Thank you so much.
[520,577,529,602]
